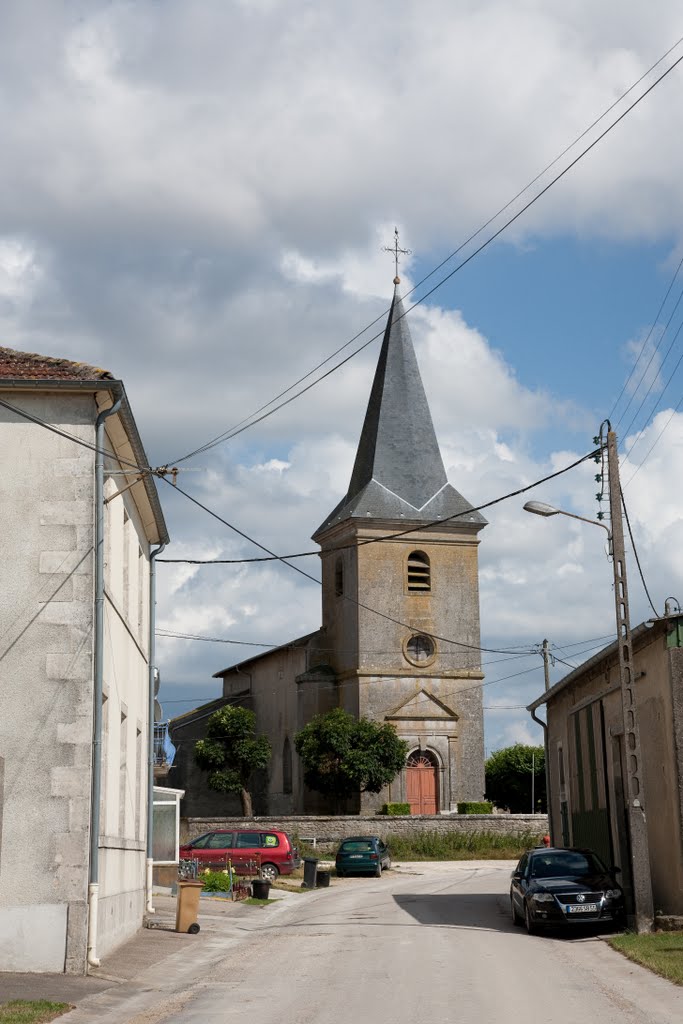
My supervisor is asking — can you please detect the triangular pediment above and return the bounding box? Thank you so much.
[386,689,459,721]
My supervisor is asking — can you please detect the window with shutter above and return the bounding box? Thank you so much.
[407,551,430,592]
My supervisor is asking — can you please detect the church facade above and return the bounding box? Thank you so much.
[168,281,487,815]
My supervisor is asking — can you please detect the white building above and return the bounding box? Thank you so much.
[0,346,169,974]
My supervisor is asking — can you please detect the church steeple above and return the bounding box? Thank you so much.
[314,281,486,536]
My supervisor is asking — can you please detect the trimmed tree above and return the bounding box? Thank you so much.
[194,706,271,816]
[295,707,408,808]
[485,743,546,813]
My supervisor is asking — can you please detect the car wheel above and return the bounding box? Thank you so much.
[524,903,537,935]
[336,870,344,878]
[375,862,382,878]
[260,863,279,882]
[511,896,522,927]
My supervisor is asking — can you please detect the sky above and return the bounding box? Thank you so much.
[3,1,683,757]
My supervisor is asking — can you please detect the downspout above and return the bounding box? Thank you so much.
[146,542,166,913]
[530,707,554,843]
[88,398,122,969]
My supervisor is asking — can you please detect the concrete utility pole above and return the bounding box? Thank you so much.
[541,638,551,692]
[606,429,654,933]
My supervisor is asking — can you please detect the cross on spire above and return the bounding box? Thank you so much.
[383,227,411,284]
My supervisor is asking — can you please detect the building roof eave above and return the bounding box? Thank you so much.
[212,630,320,678]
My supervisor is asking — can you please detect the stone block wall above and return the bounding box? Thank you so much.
[182,813,549,848]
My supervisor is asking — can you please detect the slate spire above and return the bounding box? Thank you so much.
[314,282,486,536]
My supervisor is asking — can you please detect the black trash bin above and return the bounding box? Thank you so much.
[251,879,271,899]
[316,869,330,888]
[303,857,319,888]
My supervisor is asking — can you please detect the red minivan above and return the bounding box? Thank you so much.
[179,829,300,882]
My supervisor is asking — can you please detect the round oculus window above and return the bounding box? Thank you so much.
[405,633,436,665]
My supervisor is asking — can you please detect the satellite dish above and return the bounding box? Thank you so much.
[154,667,160,696]
[154,698,163,722]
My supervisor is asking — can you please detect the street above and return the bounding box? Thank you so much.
[61,861,683,1024]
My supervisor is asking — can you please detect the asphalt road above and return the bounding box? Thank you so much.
[153,861,682,1024]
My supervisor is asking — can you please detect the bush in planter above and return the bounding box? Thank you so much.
[457,801,493,814]
[380,802,411,815]
[200,869,236,892]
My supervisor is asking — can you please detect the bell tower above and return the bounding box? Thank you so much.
[312,274,487,812]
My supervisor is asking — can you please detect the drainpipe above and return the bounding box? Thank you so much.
[530,707,554,843]
[88,398,122,969]
[146,542,166,913]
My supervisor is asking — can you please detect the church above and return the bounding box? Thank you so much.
[168,275,488,816]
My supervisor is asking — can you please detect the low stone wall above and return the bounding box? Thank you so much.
[182,813,548,848]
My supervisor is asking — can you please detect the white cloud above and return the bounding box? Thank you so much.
[3,0,683,752]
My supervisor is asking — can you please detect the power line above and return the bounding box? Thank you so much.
[155,628,531,659]
[610,253,683,426]
[168,42,683,466]
[622,393,683,487]
[620,305,683,445]
[158,446,600,565]
[0,377,601,660]
[620,484,659,617]
[155,448,600,657]
[156,635,615,723]
[0,396,150,474]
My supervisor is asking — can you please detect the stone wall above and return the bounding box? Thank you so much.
[182,813,548,848]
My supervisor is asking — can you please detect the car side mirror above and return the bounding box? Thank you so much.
[612,866,621,875]
[511,871,522,881]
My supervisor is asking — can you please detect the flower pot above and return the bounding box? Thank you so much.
[251,879,271,900]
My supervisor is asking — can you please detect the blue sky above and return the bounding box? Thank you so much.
[2,1,683,757]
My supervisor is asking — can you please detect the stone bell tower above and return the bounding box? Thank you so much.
[312,276,487,813]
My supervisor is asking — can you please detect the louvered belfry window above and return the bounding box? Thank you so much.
[407,551,431,592]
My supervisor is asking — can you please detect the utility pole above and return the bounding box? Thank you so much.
[606,428,654,932]
[538,640,552,833]
[541,639,551,691]
[531,750,535,813]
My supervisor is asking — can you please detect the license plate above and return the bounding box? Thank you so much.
[349,854,363,859]
[567,904,598,913]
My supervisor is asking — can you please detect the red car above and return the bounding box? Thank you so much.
[179,829,300,882]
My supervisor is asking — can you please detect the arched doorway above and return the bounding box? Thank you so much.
[406,750,439,814]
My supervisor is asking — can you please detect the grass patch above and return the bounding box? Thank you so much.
[608,932,683,986]
[299,833,536,862]
[384,830,538,861]
[0,1001,73,1024]
[244,897,277,906]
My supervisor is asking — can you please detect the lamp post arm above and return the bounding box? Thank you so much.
[556,509,611,539]
[556,509,612,556]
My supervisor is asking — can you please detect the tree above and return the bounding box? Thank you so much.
[194,706,271,816]
[295,707,408,807]
[485,743,546,813]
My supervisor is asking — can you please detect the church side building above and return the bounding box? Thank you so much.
[168,280,487,815]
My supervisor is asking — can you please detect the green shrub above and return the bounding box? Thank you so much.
[380,802,411,815]
[198,869,235,892]
[385,829,537,861]
[457,801,493,814]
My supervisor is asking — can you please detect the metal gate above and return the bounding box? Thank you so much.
[406,752,438,814]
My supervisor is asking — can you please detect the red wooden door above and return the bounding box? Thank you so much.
[406,754,438,814]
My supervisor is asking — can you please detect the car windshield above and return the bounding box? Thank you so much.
[340,841,374,852]
[530,851,605,879]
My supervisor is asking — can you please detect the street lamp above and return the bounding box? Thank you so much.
[523,500,612,549]
[524,452,654,933]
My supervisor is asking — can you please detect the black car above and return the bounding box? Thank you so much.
[510,847,625,934]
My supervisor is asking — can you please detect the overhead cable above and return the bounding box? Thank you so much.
[168,41,683,466]
[158,447,600,565]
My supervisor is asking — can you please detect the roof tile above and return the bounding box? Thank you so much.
[0,345,113,381]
